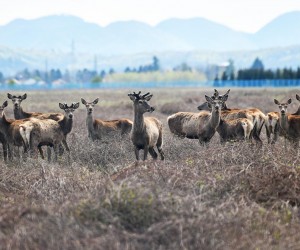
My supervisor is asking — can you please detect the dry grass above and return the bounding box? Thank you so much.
[0,88,300,249]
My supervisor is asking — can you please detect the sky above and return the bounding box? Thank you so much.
[0,0,300,33]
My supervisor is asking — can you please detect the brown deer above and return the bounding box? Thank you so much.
[198,89,265,144]
[20,117,67,162]
[265,94,300,144]
[128,91,164,161]
[35,102,79,161]
[0,101,30,160]
[274,98,300,146]
[81,98,133,141]
[217,118,254,143]
[7,93,78,159]
[168,94,228,145]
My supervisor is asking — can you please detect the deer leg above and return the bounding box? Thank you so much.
[143,146,149,161]
[156,131,165,160]
[265,125,271,144]
[53,144,59,162]
[149,147,158,160]
[62,139,70,163]
[38,146,45,159]
[8,144,13,161]
[134,147,140,161]
[47,146,52,162]
[2,142,7,162]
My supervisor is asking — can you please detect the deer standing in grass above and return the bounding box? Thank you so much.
[197,89,265,144]
[7,93,79,160]
[128,91,164,161]
[168,94,228,145]
[0,101,29,161]
[274,98,300,146]
[81,98,133,141]
[266,94,300,144]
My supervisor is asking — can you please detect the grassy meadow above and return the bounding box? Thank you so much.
[0,87,300,249]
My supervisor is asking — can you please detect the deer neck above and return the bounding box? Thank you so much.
[132,107,145,133]
[279,112,289,132]
[14,107,30,119]
[209,107,221,129]
[86,112,94,133]
[59,116,73,135]
[0,113,11,134]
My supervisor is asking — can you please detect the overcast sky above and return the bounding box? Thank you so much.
[0,0,300,32]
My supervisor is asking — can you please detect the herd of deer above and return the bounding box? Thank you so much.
[0,89,299,163]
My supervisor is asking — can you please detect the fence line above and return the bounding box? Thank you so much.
[0,79,300,91]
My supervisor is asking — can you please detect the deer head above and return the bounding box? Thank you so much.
[81,98,99,114]
[205,94,228,113]
[274,99,292,115]
[0,101,8,118]
[128,91,155,114]
[59,102,80,119]
[7,93,27,109]
[198,89,230,110]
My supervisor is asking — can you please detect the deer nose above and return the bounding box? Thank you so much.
[88,108,92,112]
[69,114,73,119]
[149,107,155,112]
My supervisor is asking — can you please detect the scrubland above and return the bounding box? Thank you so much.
[0,88,300,250]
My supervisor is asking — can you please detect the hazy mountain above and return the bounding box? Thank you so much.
[254,11,300,48]
[156,18,256,51]
[1,12,300,74]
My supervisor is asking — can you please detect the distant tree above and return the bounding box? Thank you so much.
[152,56,160,71]
[173,62,192,72]
[229,72,235,80]
[100,70,106,78]
[251,57,264,70]
[0,72,4,83]
[221,71,228,81]
[297,67,300,79]
[109,68,115,74]
[124,67,131,73]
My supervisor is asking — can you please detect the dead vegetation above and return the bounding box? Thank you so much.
[0,88,300,249]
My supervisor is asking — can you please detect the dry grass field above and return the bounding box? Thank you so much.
[1,87,300,249]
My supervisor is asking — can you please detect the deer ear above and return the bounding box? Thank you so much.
[128,94,136,101]
[296,94,300,101]
[287,98,292,104]
[81,98,86,105]
[3,100,8,107]
[93,98,99,104]
[73,102,80,109]
[144,94,153,101]
[59,103,66,109]
[221,94,229,102]
[205,95,213,103]
[22,93,27,100]
[274,99,280,105]
[7,93,12,99]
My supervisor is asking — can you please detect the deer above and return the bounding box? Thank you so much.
[20,117,67,162]
[266,94,300,144]
[217,117,254,143]
[167,93,228,145]
[274,98,300,146]
[128,91,164,161]
[197,89,265,145]
[81,98,133,141]
[7,93,78,160]
[34,102,80,161]
[0,101,31,161]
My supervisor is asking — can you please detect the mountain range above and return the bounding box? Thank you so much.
[0,12,300,74]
